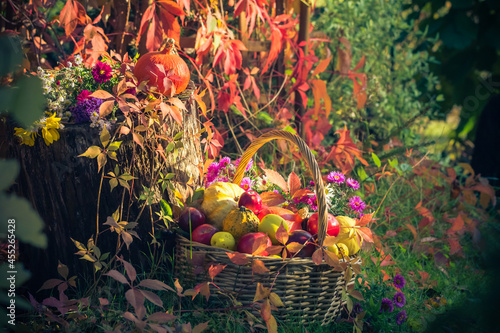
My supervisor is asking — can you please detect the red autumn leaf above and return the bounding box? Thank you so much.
[260,191,286,207]
[226,252,250,265]
[291,188,314,201]
[261,28,282,73]
[447,238,462,256]
[263,169,288,193]
[157,0,184,44]
[274,222,288,245]
[193,321,210,333]
[59,0,87,36]
[208,264,226,280]
[336,47,351,75]
[352,55,366,72]
[326,126,368,174]
[415,201,436,223]
[252,260,270,274]
[349,290,364,301]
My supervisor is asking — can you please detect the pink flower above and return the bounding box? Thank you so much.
[92,61,113,83]
[219,157,231,169]
[346,178,360,190]
[240,177,253,191]
[348,196,366,212]
[327,171,345,184]
[77,90,92,102]
[234,158,253,171]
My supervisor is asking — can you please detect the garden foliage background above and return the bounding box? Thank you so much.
[0,0,499,332]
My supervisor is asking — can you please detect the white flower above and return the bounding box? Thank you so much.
[67,62,72,68]
[255,176,270,191]
[74,54,82,65]
[324,184,335,209]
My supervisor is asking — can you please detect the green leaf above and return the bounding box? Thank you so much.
[357,167,368,181]
[107,141,122,151]
[165,142,175,153]
[160,200,172,217]
[109,178,118,192]
[256,112,273,125]
[4,76,46,128]
[79,146,102,158]
[282,125,297,134]
[0,194,47,248]
[0,160,19,191]
[388,158,398,168]
[173,131,184,141]
[0,36,23,76]
[165,173,175,180]
[371,153,381,168]
[100,127,110,148]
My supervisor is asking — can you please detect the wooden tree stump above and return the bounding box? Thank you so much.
[1,94,203,291]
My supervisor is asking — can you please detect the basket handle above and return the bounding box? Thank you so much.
[232,130,329,246]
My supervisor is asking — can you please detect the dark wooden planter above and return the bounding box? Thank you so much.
[1,96,203,292]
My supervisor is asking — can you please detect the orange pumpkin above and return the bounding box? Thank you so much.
[134,38,190,96]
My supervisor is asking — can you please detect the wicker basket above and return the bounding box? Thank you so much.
[174,130,358,325]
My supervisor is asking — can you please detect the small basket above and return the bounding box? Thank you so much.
[174,130,359,325]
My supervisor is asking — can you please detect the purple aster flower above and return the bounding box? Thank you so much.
[396,310,407,325]
[240,177,253,191]
[219,157,231,169]
[327,171,345,184]
[348,196,366,213]
[309,180,315,186]
[70,97,104,123]
[353,303,363,315]
[77,90,92,102]
[273,189,280,194]
[393,274,406,289]
[380,298,394,313]
[393,291,406,308]
[92,61,113,83]
[346,178,360,190]
[234,157,253,171]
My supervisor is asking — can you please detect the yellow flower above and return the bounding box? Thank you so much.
[14,127,37,146]
[41,113,62,146]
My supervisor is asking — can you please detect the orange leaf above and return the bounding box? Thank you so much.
[311,79,332,118]
[352,55,365,72]
[446,214,464,235]
[357,227,373,243]
[90,90,114,100]
[260,191,286,207]
[287,172,301,197]
[263,169,288,193]
[99,100,115,117]
[311,56,332,77]
[253,283,270,303]
[208,264,226,280]
[252,260,270,274]
[312,248,323,265]
[260,299,272,322]
[447,238,462,256]
[194,282,210,301]
[356,213,373,227]
[261,28,282,73]
[266,314,278,333]
[405,223,418,241]
[265,245,284,256]
[275,222,288,245]
[252,236,271,256]
[226,252,250,265]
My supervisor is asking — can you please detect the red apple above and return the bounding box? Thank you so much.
[237,232,272,256]
[191,224,219,245]
[178,207,206,232]
[286,230,316,258]
[307,213,340,237]
[238,190,263,215]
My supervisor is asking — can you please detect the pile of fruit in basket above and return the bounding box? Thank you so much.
[175,158,368,259]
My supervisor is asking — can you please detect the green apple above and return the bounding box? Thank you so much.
[258,214,289,244]
[211,231,236,250]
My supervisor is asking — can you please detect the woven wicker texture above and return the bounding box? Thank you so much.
[175,130,358,325]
